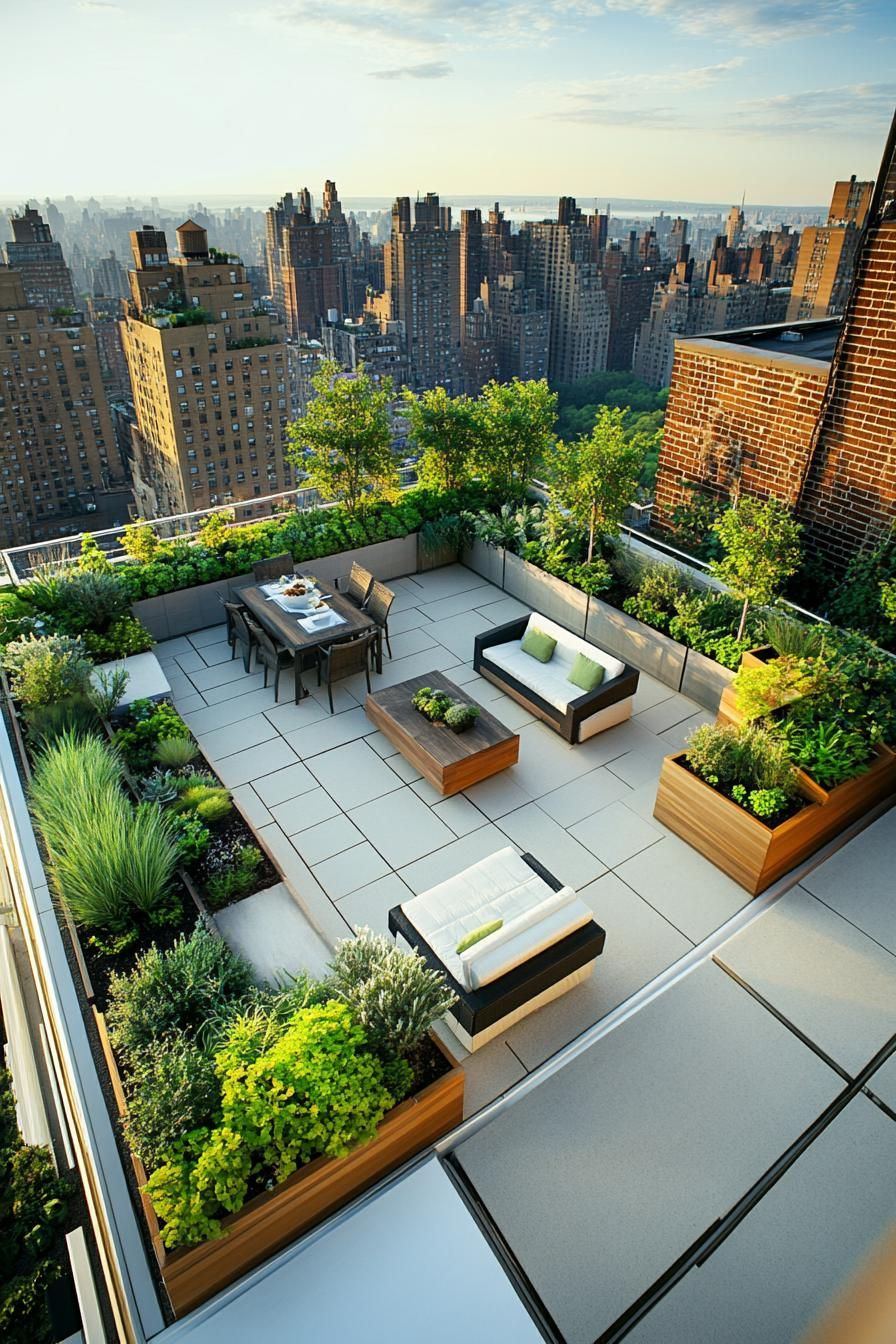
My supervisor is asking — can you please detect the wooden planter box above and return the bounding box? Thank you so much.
[94,1009,463,1317]
[653,748,896,896]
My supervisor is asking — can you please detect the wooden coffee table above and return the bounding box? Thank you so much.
[365,670,520,796]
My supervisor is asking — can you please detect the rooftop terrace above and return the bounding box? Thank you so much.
[682,316,842,363]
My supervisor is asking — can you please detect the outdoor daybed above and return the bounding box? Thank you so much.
[473,612,639,743]
[389,847,606,1051]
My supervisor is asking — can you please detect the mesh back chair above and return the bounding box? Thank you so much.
[336,562,373,608]
[244,615,293,702]
[366,580,395,660]
[222,599,256,671]
[316,631,377,713]
[253,552,294,584]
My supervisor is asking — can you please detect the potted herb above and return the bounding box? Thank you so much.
[411,686,480,733]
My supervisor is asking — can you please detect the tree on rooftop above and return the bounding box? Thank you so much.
[470,378,557,498]
[546,406,642,561]
[403,386,477,492]
[287,361,398,515]
[711,496,803,643]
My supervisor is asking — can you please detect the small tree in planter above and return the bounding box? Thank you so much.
[286,361,398,515]
[710,497,802,643]
[404,387,478,491]
[471,378,557,497]
[546,405,641,562]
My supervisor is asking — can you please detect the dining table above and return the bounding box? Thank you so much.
[239,576,380,703]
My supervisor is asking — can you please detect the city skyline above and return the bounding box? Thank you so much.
[5,0,894,203]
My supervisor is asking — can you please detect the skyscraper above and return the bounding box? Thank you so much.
[383,194,462,393]
[121,221,293,517]
[520,197,610,383]
[0,266,120,547]
[786,175,873,321]
[265,184,352,339]
[487,271,550,382]
[4,207,77,312]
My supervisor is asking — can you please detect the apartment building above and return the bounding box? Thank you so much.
[786,175,873,321]
[3,207,76,313]
[383,194,463,393]
[121,221,293,517]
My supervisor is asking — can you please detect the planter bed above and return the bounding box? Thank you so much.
[654,748,896,895]
[94,1009,463,1318]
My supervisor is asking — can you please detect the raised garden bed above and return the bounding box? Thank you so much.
[94,1011,463,1317]
[654,747,896,895]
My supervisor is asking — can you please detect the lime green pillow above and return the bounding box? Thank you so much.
[520,627,557,663]
[568,652,605,692]
[456,919,503,955]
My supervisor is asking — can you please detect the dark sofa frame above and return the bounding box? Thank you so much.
[388,852,606,1041]
[473,615,640,744]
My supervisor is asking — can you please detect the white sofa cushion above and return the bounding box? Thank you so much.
[459,886,592,990]
[482,615,625,712]
[402,848,558,985]
[523,614,625,682]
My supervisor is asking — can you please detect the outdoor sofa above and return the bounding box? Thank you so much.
[474,612,639,743]
[389,847,606,1052]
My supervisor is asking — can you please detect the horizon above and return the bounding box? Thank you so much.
[4,0,894,203]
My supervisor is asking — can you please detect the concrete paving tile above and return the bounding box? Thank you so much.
[631,672,677,715]
[635,693,704,737]
[432,794,489,837]
[252,760,317,807]
[214,737,299,788]
[188,623,228,649]
[349,787,455,868]
[366,730,400,758]
[428,609,496,662]
[307,738,405,810]
[230,783,273,830]
[198,639,233,667]
[659,709,714,753]
[174,648,206,674]
[198,712,279,762]
[182,687,278,736]
[474,692,535,732]
[509,722,600,798]
[336,873,416,937]
[313,842,392,900]
[283,707,377,760]
[201,670,266,703]
[387,606,435,635]
[189,657,258,692]
[537,768,633,827]
[340,645,458,699]
[410,777,444,805]
[627,1097,896,1344]
[385,627,439,660]
[505,871,693,1072]
[615,832,749,943]
[164,668,198,700]
[154,636,194,659]
[575,716,666,768]
[473,595,530,624]
[715,885,896,1076]
[799,808,896,955]
[172,691,206,715]
[463,772,533,820]
[385,753,422,784]
[398,825,514,895]
[419,586,496,622]
[461,1039,528,1119]
[292,814,364,866]
[402,565,496,602]
[256,823,352,946]
[454,961,842,1344]
[215,883,331,984]
[441,662,479,686]
[496,802,606,890]
[618,775,670,830]
[263,696,331,733]
[865,1052,896,1110]
[459,674,507,703]
[270,786,340,836]
[605,741,672,790]
[306,683,361,715]
[569,799,665,869]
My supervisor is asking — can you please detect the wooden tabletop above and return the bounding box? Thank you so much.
[240,579,376,653]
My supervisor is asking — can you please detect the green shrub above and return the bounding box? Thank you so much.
[172,782,229,816]
[620,559,687,632]
[170,812,212,864]
[24,695,99,748]
[194,792,233,824]
[114,699,191,774]
[328,928,456,1059]
[82,614,154,661]
[759,611,827,659]
[827,531,896,647]
[155,736,198,769]
[810,628,896,746]
[685,722,798,822]
[55,569,130,632]
[732,656,818,721]
[87,666,129,719]
[411,687,453,722]
[781,718,873,789]
[124,1035,221,1171]
[3,633,91,706]
[107,923,254,1059]
[205,845,262,907]
[444,702,480,733]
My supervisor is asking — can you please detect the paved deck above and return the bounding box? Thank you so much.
[155,563,733,1115]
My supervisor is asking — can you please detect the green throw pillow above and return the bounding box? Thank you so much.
[520,627,557,663]
[456,919,503,955]
[568,652,605,692]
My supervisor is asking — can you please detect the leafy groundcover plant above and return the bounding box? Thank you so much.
[684,722,800,824]
[109,926,455,1251]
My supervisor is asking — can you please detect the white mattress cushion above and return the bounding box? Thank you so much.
[459,885,589,989]
[483,614,625,705]
[522,613,626,681]
[402,848,558,984]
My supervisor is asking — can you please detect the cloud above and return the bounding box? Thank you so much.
[550,59,744,127]
[370,60,453,80]
[736,82,896,133]
[75,0,123,10]
[605,0,859,45]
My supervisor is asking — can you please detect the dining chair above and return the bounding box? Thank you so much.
[253,552,294,584]
[335,561,373,608]
[244,615,293,702]
[222,599,256,671]
[316,631,376,714]
[366,580,395,661]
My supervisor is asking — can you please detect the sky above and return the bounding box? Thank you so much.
[5,0,895,205]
